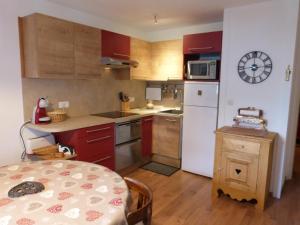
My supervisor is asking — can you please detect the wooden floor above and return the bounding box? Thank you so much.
[127,166,300,225]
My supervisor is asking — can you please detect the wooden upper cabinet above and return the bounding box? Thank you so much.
[74,23,101,77]
[101,30,130,60]
[19,13,102,79]
[130,38,152,80]
[151,39,183,81]
[20,13,75,78]
[183,31,223,54]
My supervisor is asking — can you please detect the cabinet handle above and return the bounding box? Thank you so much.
[86,135,112,144]
[93,155,112,164]
[165,119,177,122]
[113,53,130,58]
[188,47,213,52]
[86,127,112,134]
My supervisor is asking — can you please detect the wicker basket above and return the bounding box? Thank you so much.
[47,110,67,123]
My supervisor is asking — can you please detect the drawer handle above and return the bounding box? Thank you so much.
[165,119,177,122]
[113,53,130,58]
[93,155,112,164]
[86,127,112,133]
[188,47,213,52]
[86,135,112,144]
[237,145,245,149]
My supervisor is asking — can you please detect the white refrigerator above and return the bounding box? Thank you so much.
[182,81,219,178]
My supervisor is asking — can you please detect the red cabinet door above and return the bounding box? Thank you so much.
[183,31,223,54]
[142,116,153,157]
[101,30,130,60]
[55,123,115,170]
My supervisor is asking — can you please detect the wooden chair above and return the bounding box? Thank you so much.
[124,177,153,225]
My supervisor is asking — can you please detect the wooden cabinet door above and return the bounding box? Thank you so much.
[219,151,259,193]
[74,23,102,77]
[183,31,223,54]
[152,116,180,159]
[130,38,152,80]
[101,30,130,60]
[151,40,183,80]
[142,116,153,157]
[35,14,75,77]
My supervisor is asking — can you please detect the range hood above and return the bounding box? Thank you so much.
[101,57,139,69]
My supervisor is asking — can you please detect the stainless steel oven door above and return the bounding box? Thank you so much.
[115,139,142,171]
[116,120,141,145]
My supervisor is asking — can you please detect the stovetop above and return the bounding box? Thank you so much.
[92,111,139,119]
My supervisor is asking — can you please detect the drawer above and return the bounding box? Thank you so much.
[77,123,115,139]
[222,137,260,155]
[76,135,114,161]
[93,154,115,171]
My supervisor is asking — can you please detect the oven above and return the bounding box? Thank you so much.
[115,120,142,172]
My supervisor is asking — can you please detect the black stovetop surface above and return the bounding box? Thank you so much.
[92,111,139,119]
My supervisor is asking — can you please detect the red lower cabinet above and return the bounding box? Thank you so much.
[142,116,153,157]
[55,123,115,170]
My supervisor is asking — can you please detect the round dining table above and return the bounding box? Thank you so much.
[0,160,129,225]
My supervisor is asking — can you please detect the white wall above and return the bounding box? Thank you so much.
[219,0,299,198]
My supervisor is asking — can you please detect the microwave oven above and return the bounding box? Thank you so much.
[186,60,218,80]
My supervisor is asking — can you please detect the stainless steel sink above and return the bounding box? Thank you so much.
[160,109,183,114]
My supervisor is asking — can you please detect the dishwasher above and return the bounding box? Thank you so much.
[115,120,142,172]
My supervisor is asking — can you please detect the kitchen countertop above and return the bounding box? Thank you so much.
[27,106,183,133]
[27,115,115,133]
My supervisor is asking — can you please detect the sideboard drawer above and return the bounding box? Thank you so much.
[223,137,260,155]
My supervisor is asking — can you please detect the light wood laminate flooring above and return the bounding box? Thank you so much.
[127,167,300,225]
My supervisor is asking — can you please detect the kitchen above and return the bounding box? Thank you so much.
[1,0,300,224]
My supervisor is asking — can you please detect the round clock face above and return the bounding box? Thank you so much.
[238,51,272,84]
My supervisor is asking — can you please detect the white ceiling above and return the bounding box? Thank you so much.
[48,0,270,31]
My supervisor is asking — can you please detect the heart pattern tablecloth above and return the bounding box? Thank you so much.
[0,160,129,225]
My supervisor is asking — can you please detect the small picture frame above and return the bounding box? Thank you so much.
[238,107,263,118]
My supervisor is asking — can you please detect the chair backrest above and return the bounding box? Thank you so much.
[124,177,153,225]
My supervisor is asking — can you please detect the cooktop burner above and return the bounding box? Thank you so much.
[92,111,139,119]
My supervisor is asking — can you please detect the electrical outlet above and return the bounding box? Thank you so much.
[58,101,70,109]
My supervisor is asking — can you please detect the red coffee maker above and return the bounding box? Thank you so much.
[32,98,51,124]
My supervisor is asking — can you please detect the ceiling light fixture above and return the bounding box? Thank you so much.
[154,14,158,24]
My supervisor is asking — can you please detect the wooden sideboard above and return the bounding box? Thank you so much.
[212,126,277,210]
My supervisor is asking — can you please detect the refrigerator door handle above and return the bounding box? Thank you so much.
[198,90,202,96]
[216,85,219,95]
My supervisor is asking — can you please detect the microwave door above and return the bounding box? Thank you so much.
[189,63,208,78]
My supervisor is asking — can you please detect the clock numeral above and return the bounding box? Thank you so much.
[255,76,262,83]
[245,54,251,60]
[265,64,272,69]
[238,66,245,71]
[263,58,271,63]
[264,70,271,76]
[252,51,258,58]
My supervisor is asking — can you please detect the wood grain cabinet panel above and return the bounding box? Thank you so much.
[151,40,183,81]
[212,127,277,211]
[152,115,181,167]
[74,23,102,78]
[19,13,102,79]
[130,38,152,80]
[20,13,75,78]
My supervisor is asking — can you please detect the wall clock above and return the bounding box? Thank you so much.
[237,51,272,84]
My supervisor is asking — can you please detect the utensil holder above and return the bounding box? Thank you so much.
[121,102,130,111]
